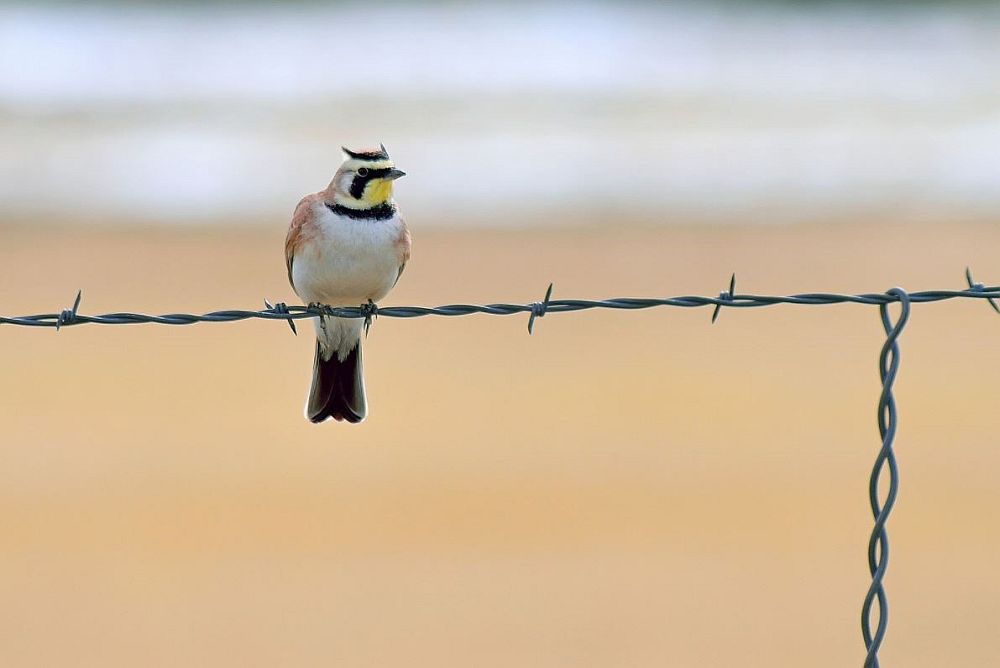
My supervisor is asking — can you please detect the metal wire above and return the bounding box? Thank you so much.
[862,288,910,668]
[0,271,997,333]
[1,270,998,668]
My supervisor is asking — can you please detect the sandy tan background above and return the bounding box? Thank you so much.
[1,222,999,666]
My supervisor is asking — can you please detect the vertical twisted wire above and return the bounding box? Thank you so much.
[862,288,910,667]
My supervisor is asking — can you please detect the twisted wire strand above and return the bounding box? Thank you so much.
[862,288,911,668]
[0,280,997,330]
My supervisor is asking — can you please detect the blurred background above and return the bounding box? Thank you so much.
[2,1,999,666]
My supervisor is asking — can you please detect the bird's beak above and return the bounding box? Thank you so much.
[385,168,406,180]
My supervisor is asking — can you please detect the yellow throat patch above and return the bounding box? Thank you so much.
[364,178,394,205]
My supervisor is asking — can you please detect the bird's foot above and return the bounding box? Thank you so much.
[360,299,378,336]
[308,301,338,317]
[307,302,337,332]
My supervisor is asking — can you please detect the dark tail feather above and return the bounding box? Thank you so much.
[307,340,367,424]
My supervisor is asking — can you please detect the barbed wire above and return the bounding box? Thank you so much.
[2,268,998,667]
[0,269,997,334]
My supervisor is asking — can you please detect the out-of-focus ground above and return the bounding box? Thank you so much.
[1,221,999,667]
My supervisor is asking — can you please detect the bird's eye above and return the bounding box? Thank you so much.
[357,167,369,176]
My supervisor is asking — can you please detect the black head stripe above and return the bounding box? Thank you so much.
[343,145,390,161]
[349,167,393,199]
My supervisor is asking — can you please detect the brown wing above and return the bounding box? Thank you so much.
[393,219,412,288]
[285,194,321,292]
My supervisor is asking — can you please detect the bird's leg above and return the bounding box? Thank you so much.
[307,302,335,332]
[361,299,378,337]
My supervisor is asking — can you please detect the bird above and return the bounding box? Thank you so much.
[285,144,411,423]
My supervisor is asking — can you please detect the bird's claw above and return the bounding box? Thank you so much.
[361,299,378,336]
[308,301,338,317]
[307,301,377,335]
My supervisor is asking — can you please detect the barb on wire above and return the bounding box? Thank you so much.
[966,267,1000,315]
[1,270,996,331]
[528,283,554,334]
[263,300,297,335]
[55,290,82,331]
[711,273,736,324]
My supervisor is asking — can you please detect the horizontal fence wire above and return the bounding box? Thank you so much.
[0,270,998,334]
[2,269,998,667]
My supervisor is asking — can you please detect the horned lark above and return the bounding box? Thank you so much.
[285,144,410,423]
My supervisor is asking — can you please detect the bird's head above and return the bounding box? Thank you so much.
[329,144,406,210]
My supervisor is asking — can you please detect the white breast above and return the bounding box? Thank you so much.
[292,202,404,307]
